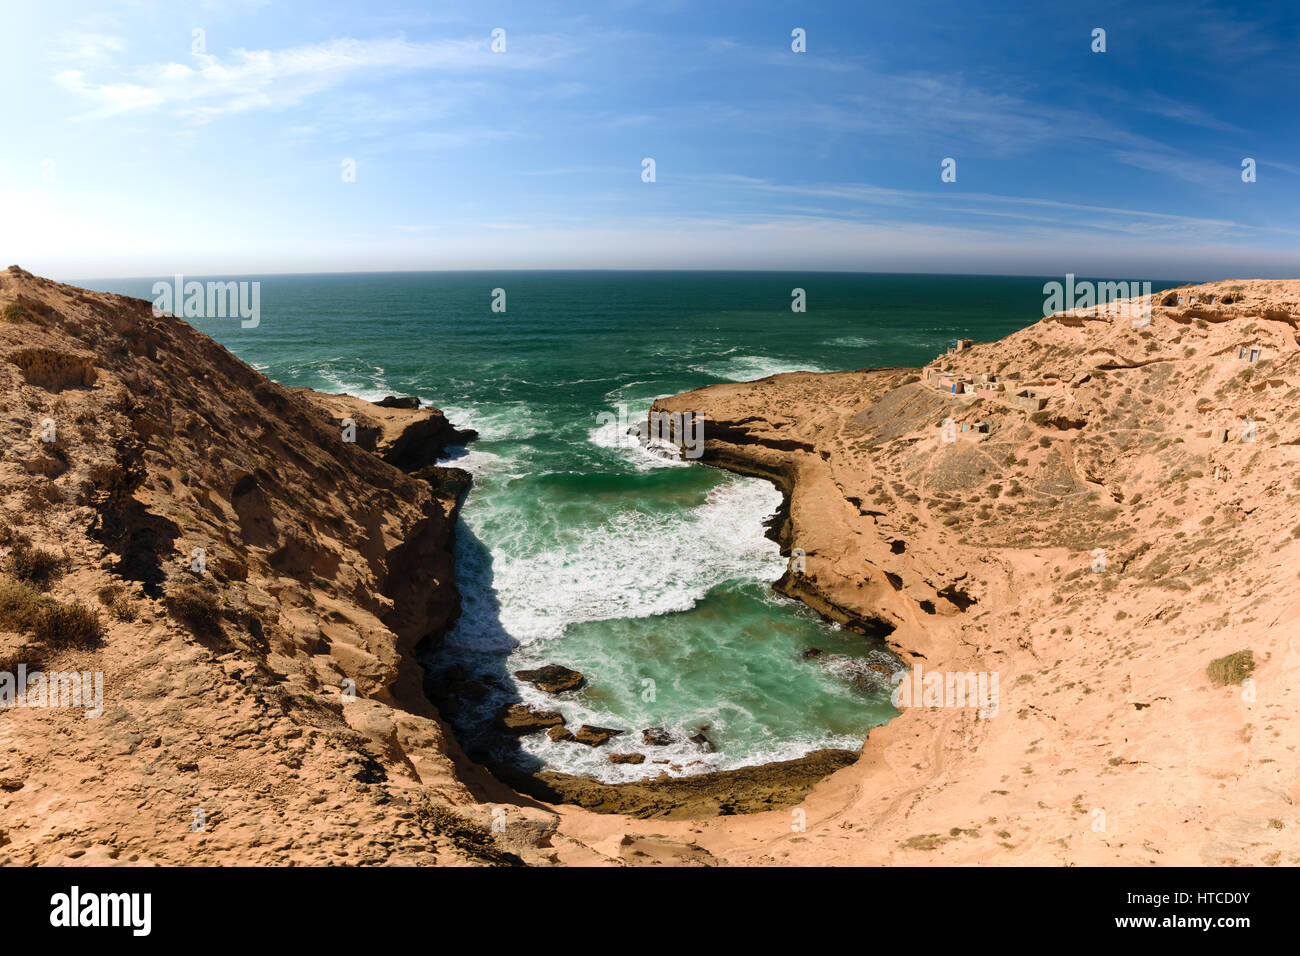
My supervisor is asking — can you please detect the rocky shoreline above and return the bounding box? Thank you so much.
[422,657,873,818]
[638,281,1300,865]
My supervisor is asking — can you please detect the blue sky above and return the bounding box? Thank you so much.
[2,0,1298,278]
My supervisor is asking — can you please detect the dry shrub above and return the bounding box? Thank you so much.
[0,578,43,631]
[1207,650,1254,686]
[31,601,104,647]
[109,597,138,622]
[97,582,138,622]
[0,577,104,646]
[166,582,221,632]
[8,542,66,590]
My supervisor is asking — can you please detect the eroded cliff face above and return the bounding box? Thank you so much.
[0,267,555,865]
[649,280,1300,865]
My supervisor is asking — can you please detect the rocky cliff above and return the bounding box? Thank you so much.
[0,267,557,865]
[649,280,1300,865]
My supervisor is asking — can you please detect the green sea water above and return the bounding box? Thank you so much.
[83,271,1098,780]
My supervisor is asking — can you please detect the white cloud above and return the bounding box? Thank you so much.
[55,35,574,120]
[54,32,128,66]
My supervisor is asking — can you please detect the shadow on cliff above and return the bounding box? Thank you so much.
[418,520,546,778]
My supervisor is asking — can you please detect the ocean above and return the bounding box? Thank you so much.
[79,270,1161,781]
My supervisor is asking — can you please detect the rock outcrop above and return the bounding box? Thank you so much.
[647,279,1300,865]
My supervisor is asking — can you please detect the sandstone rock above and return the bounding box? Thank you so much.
[608,753,646,765]
[689,727,716,752]
[498,704,565,735]
[514,664,585,694]
[642,727,674,746]
[573,725,624,747]
[411,464,472,501]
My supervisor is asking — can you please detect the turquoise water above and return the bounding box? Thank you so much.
[83,271,1108,780]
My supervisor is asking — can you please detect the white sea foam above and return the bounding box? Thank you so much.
[689,354,827,382]
[439,444,511,477]
[586,401,693,471]
[512,709,866,783]
[817,651,906,691]
[480,478,785,645]
[438,402,547,442]
[297,359,395,404]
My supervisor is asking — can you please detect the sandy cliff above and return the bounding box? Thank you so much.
[640,280,1300,865]
[0,267,559,865]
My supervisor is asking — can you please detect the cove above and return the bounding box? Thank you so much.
[87,271,1057,785]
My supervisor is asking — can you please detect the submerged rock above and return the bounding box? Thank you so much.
[514,664,586,695]
[689,726,716,752]
[642,727,674,746]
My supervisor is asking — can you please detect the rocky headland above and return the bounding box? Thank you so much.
[646,279,1300,864]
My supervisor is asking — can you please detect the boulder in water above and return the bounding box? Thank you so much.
[498,704,565,735]
[689,726,716,752]
[514,664,586,694]
[574,725,624,747]
[642,726,674,746]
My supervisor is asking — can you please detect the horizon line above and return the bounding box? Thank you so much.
[61,266,1222,285]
